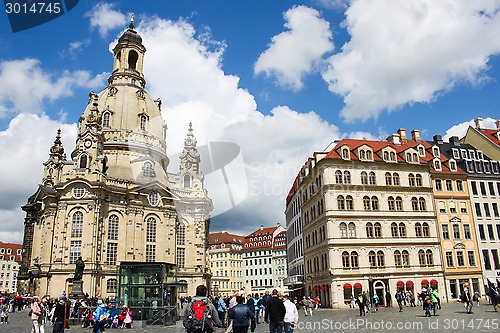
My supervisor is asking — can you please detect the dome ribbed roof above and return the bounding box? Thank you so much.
[118,22,142,45]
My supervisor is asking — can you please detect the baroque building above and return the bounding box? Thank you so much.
[0,242,22,294]
[19,22,212,298]
[299,130,446,308]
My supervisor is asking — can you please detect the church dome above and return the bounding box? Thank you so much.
[118,25,143,45]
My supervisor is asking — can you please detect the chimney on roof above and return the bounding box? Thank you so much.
[475,117,484,129]
[433,135,443,144]
[411,129,421,141]
[397,128,407,141]
[449,136,461,147]
[260,224,264,230]
[496,119,500,130]
[387,134,401,145]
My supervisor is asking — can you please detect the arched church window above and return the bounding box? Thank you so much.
[146,217,156,242]
[71,211,83,238]
[140,115,147,131]
[108,215,119,240]
[184,175,191,188]
[142,162,155,178]
[128,50,138,70]
[102,111,111,128]
[79,154,88,169]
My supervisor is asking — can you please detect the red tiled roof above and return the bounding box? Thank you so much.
[209,231,245,246]
[0,242,22,262]
[476,128,500,147]
[272,231,287,249]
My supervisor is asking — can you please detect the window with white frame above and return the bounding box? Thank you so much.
[146,217,156,242]
[69,240,81,264]
[108,215,119,240]
[146,244,156,262]
[106,243,117,265]
[71,212,83,238]
[107,279,117,293]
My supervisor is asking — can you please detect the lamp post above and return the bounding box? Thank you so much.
[307,276,313,297]
[213,284,219,297]
[368,276,373,312]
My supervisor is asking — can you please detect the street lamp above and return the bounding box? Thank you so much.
[213,284,219,296]
[368,276,373,311]
[307,276,313,297]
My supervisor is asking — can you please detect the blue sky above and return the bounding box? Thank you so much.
[1,0,500,242]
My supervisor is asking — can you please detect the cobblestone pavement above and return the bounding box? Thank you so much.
[2,302,499,333]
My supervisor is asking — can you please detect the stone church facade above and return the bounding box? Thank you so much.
[19,22,212,298]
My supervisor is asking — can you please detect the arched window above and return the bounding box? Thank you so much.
[146,217,156,242]
[363,196,371,210]
[388,196,395,211]
[342,148,349,159]
[422,223,430,237]
[350,251,359,268]
[394,250,402,267]
[418,250,426,266]
[377,251,385,267]
[402,250,410,266]
[184,174,191,188]
[391,223,398,237]
[433,147,439,157]
[361,172,368,185]
[368,251,376,267]
[385,172,392,186]
[411,197,418,211]
[399,223,407,237]
[390,151,396,161]
[71,211,83,238]
[412,153,418,162]
[348,223,356,238]
[128,50,138,69]
[366,222,374,238]
[371,196,379,210]
[342,251,350,268]
[393,173,400,186]
[366,151,372,160]
[337,195,345,210]
[335,170,343,183]
[426,250,434,265]
[140,114,148,131]
[359,150,366,159]
[434,160,441,170]
[408,174,415,187]
[340,223,347,238]
[346,195,354,210]
[79,154,88,169]
[369,172,376,185]
[384,151,389,160]
[415,222,422,237]
[102,111,111,128]
[374,222,382,238]
[108,215,119,240]
[395,196,403,211]
[419,197,426,211]
[143,161,155,178]
[416,174,423,187]
[344,171,351,184]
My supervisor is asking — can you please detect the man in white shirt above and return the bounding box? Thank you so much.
[283,295,298,333]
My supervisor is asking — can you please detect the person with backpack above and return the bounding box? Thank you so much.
[228,296,255,333]
[265,289,286,333]
[183,285,221,333]
[423,294,432,317]
[372,294,379,312]
[395,290,404,312]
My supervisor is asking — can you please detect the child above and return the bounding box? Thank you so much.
[3,307,9,323]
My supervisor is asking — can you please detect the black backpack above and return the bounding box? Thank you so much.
[183,300,213,332]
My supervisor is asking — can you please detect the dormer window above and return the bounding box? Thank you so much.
[477,151,483,160]
[406,153,411,162]
[434,159,442,171]
[359,150,365,160]
[390,151,396,161]
[492,161,499,174]
[461,149,467,159]
[452,149,460,159]
[432,147,440,157]
[384,151,389,160]
[342,148,350,160]
[449,160,457,171]
[469,150,476,160]
[366,150,372,160]
[418,146,425,156]
[412,153,418,163]
[142,161,155,178]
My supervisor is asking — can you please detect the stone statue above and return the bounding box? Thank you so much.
[74,256,85,281]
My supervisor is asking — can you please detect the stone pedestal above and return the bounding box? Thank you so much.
[70,280,85,299]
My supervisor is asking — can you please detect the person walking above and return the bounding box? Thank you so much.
[30,296,45,333]
[462,283,473,314]
[431,289,440,316]
[473,291,480,306]
[423,294,432,317]
[183,285,222,333]
[51,296,69,333]
[265,289,286,333]
[385,291,392,307]
[282,295,298,333]
[253,293,262,324]
[228,296,255,333]
[395,290,404,312]
[217,296,227,328]
[356,293,365,316]
[372,294,379,312]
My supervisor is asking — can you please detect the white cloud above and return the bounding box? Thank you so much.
[86,3,127,38]
[0,113,77,243]
[136,17,341,227]
[322,0,500,122]
[255,5,334,91]
[0,58,107,118]
[443,117,498,140]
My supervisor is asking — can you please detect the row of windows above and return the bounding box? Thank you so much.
[100,111,149,131]
[306,253,328,273]
[211,261,242,268]
[0,248,20,255]
[445,250,476,268]
[478,224,500,242]
[442,223,472,240]
[335,196,427,211]
[338,222,431,239]
[340,249,435,268]
[475,202,500,218]
[248,279,273,288]
[304,225,327,248]
[437,201,468,214]
[471,181,500,197]
[482,249,500,270]
[435,179,464,192]
[334,171,426,187]
[246,267,273,276]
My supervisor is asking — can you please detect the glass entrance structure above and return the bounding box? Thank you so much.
[117,262,179,326]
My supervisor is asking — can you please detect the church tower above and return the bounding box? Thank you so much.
[19,19,212,299]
